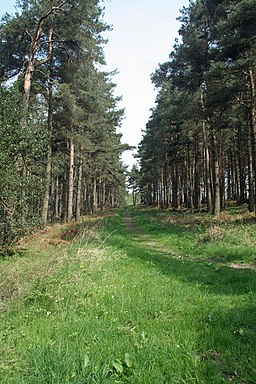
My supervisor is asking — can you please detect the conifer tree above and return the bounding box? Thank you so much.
[138,0,256,215]
[0,0,126,245]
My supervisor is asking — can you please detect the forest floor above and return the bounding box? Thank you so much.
[0,205,256,383]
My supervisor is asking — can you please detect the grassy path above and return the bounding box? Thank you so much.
[0,207,256,383]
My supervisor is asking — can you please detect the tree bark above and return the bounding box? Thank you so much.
[172,165,180,209]
[211,135,220,216]
[203,125,212,212]
[248,67,256,212]
[75,148,83,221]
[41,28,54,224]
[55,177,60,219]
[248,133,255,212]
[200,85,212,212]
[92,176,97,213]
[194,131,201,210]
[249,68,256,167]
[41,142,52,223]
[67,138,74,221]
[23,3,67,114]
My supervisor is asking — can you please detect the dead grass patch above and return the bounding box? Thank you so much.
[0,212,116,310]
[195,349,222,364]
[199,225,226,243]
[162,208,255,227]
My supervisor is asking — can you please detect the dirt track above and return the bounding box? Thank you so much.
[122,210,256,271]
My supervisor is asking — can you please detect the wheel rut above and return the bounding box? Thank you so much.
[122,210,256,271]
[122,210,176,254]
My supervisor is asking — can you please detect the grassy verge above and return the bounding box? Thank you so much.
[130,205,256,265]
[0,207,255,383]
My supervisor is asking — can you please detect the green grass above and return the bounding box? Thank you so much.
[0,207,256,383]
[131,206,256,264]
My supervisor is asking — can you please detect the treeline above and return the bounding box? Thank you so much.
[0,0,126,246]
[137,0,256,215]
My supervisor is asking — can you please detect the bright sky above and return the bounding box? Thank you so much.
[0,0,189,169]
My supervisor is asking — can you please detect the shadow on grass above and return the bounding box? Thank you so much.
[109,233,256,382]
[194,303,256,383]
[109,232,256,297]
[128,208,256,265]
[107,208,256,382]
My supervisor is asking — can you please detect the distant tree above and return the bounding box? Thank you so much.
[127,164,140,205]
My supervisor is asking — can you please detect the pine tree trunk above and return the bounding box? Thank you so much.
[213,158,221,216]
[23,4,66,114]
[83,183,87,214]
[172,166,180,209]
[194,131,201,210]
[55,177,60,219]
[75,149,83,221]
[168,171,172,208]
[184,155,189,208]
[132,190,136,205]
[229,153,236,201]
[88,185,92,214]
[92,177,97,213]
[99,176,106,211]
[200,85,212,212]
[102,181,106,209]
[41,143,52,223]
[58,178,63,219]
[248,143,254,212]
[248,67,256,212]
[67,138,74,221]
[41,28,54,224]
[203,127,212,212]
[248,121,255,212]
[163,165,167,208]
[211,135,220,216]
[61,161,68,220]
[160,168,164,208]
[249,68,256,169]
[23,62,34,116]
[219,132,225,211]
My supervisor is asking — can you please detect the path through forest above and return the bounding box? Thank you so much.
[122,209,256,271]
[122,210,168,252]
[1,208,256,383]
